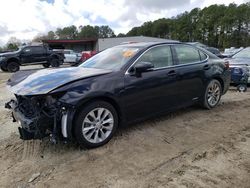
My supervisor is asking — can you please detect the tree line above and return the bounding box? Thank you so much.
[1,2,250,51]
[126,3,250,49]
[33,25,116,42]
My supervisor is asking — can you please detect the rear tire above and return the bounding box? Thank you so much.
[50,59,60,67]
[202,79,222,109]
[74,101,118,148]
[7,62,20,72]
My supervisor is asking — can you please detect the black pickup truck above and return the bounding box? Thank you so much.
[0,45,64,72]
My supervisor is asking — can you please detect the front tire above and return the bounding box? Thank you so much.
[74,101,118,148]
[7,62,20,72]
[0,66,8,72]
[202,79,222,109]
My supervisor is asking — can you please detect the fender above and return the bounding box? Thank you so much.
[4,57,20,67]
[49,53,64,61]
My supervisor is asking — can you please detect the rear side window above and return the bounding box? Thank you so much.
[136,45,173,68]
[32,46,45,54]
[199,51,207,61]
[174,45,201,64]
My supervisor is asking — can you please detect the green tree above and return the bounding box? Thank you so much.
[126,2,250,48]
[47,31,56,40]
[98,25,116,38]
[56,25,78,39]
[6,37,21,50]
[152,18,171,38]
[78,25,99,38]
[117,33,126,37]
[127,27,140,36]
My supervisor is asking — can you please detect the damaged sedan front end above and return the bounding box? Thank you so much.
[5,67,112,143]
[5,94,70,142]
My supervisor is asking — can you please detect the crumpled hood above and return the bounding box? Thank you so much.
[7,67,112,95]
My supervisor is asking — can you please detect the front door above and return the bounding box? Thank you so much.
[122,45,180,122]
[20,47,33,63]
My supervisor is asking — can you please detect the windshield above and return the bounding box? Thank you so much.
[80,46,141,70]
[233,48,250,58]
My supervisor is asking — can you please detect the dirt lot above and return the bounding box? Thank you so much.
[0,66,250,188]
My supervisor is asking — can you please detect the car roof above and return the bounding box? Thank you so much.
[117,41,181,48]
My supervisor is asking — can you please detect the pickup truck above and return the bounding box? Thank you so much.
[0,45,64,72]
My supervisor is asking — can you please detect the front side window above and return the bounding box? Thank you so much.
[22,47,32,53]
[136,45,173,68]
[174,45,201,64]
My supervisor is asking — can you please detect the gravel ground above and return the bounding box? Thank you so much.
[0,66,250,188]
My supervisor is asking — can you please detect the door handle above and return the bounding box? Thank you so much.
[167,70,177,77]
[203,64,211,70]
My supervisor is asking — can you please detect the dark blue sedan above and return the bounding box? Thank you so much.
[6,42,231,148]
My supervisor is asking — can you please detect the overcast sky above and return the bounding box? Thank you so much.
[0,0,249,46]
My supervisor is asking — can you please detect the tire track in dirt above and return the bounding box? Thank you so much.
[0,88,250,187]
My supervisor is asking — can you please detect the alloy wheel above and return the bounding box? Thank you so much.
[82,107,114,144]
[207,81,221,107]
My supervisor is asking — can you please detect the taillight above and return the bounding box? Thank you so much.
[224,61,230,69]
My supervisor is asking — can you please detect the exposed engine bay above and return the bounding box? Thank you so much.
[5,95,72,142]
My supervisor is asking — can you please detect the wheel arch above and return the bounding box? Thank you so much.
[70,96,123,139]
[7,57,20,64]
[75,96,122,123]
[212,76,224,92]
[49,54,60,60]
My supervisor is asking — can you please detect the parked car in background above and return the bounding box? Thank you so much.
[53,49,80,65]
[222,47,244,58]
[230,66,249,92]
[5,42,230,148]
[188,42,224,58]
[80,51,97,62]
[206,47,224,58]
[0,45,64,72]
[227,47,250,83]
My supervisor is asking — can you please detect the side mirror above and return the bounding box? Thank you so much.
[134,62,154,73]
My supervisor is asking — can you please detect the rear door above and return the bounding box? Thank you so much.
[32,46,47,62]
[171,44,208,104]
